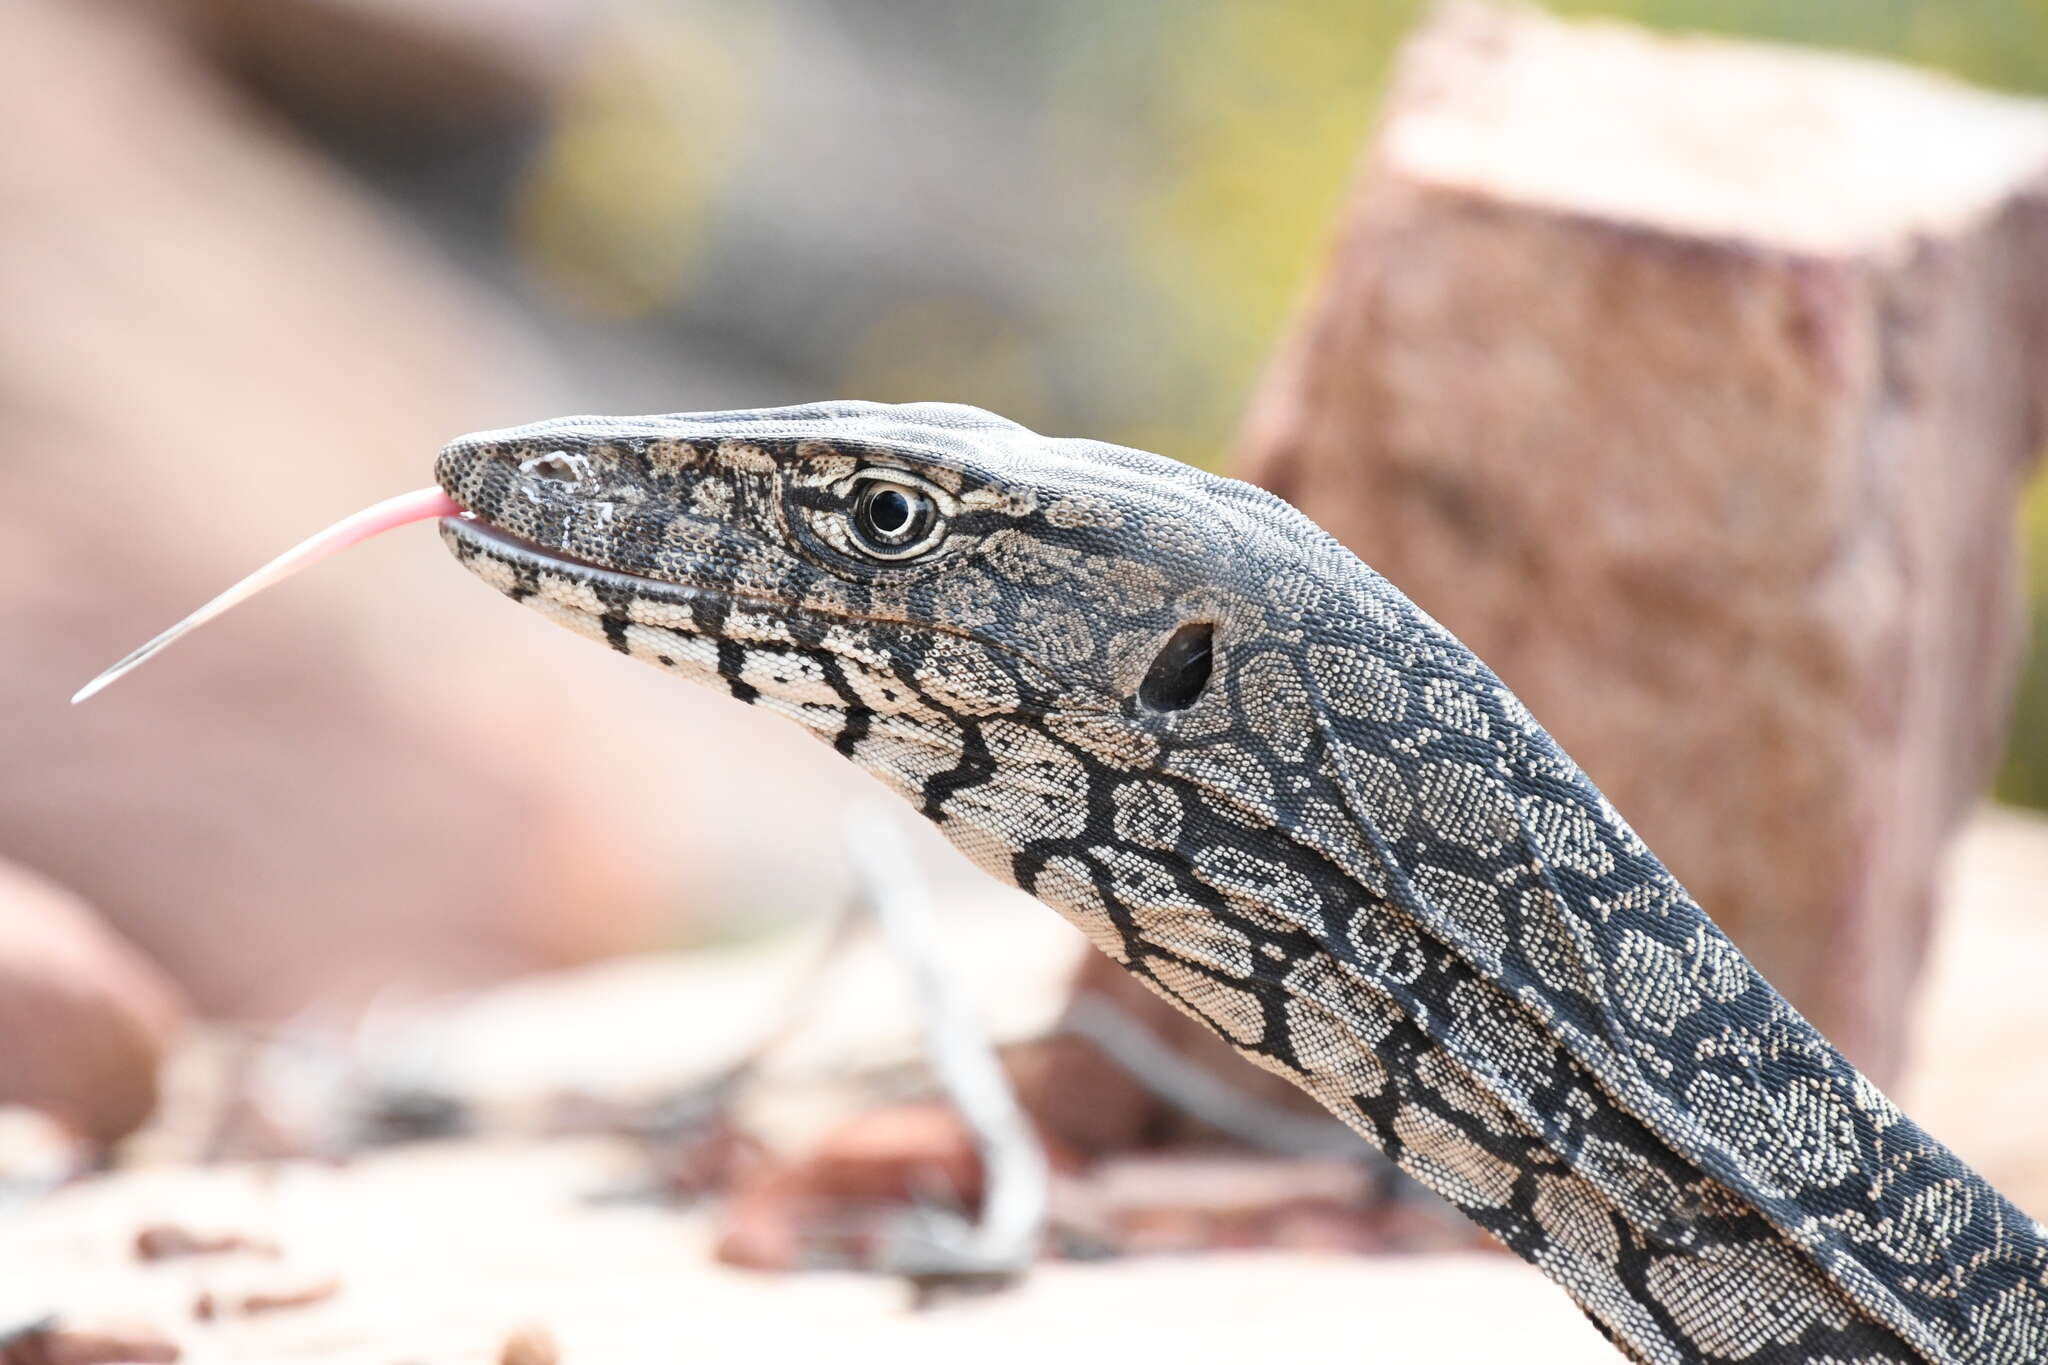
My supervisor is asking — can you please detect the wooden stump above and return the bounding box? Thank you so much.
[1233,3,2048,1084]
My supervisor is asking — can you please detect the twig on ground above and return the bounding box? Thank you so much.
[842,807,1051,1294]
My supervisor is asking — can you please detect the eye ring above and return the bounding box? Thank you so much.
[848,478,942,560]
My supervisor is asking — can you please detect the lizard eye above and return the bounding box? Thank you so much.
[848,478,941,560]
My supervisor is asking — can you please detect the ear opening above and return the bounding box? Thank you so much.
[1138,622,1214,712]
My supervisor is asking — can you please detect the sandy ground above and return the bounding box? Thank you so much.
[0,1141,1605,1365]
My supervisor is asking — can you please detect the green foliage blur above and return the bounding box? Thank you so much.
[517,0,2048,807]
[2002,480,2048,809]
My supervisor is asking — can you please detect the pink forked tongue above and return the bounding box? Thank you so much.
[71,485,463,705]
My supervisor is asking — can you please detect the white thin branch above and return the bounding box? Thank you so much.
[842,807,1050,1283]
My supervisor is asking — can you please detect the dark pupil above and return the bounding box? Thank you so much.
[866,488,915,540]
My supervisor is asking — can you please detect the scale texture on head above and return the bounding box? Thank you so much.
[438,400,2046,1365]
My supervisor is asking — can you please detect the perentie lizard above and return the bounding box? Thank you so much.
[198,401,2048,1363]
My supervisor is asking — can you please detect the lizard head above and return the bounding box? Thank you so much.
[433,401,1377,920]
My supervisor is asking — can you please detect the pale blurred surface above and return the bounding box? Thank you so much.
[1905,807,2048,1211]
[0,1144,1606,1365]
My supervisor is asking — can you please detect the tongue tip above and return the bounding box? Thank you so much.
[70,483,459,704]
[71,625,182,705]
[70,676,119,706]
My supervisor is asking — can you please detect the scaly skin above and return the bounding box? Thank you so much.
[435,401,2046,1365]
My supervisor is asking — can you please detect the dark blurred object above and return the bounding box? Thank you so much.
[0,1318,181,1365]
[190,1276,340,1321]
[0,0,666,1018]
[133,1224,278,1262]
[1232,2,2048,1084]
[0,861,184,1145]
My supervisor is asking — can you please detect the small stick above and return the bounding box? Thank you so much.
[843,807,1050,1286]
[71,485,460,704]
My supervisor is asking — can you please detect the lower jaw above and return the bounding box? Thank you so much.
[441,513,673,585]
[440,516,738,609]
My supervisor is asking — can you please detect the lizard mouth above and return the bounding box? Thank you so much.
[442,511,639,581]
[439,511,763,614]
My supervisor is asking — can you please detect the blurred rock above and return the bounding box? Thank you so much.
[1232,2,2048,1084]
[798,1102,990,1208]
[712,1164,812,1273]
[1002,1007,1163,1157]
[0,0,668,1017]
[497,1323,560,1365]
[0,862,183,1145]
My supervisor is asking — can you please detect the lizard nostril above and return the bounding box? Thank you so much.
[520,450,585,484]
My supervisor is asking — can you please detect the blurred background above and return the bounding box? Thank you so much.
[2,1,2046,1360]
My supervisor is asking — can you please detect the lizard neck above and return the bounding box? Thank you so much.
[875,574,2043,1365]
